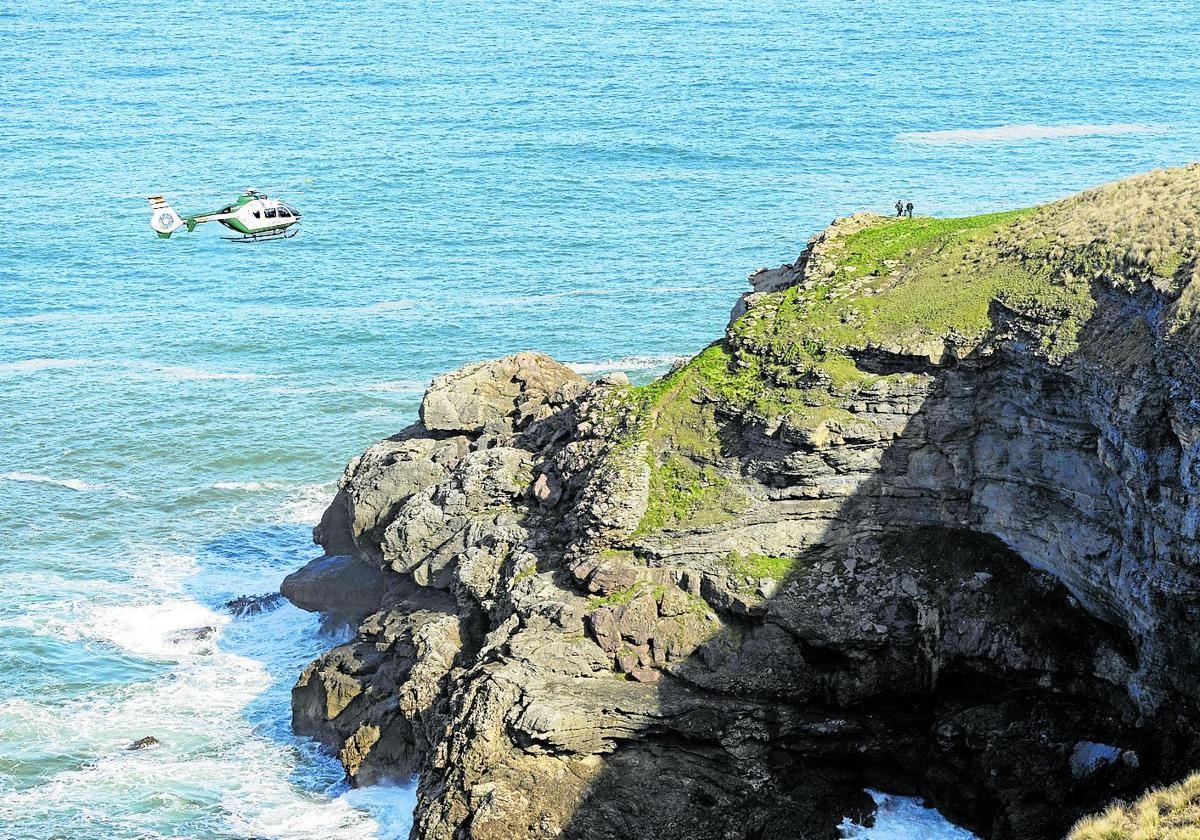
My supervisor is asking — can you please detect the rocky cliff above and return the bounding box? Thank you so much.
[284,166,1200,840]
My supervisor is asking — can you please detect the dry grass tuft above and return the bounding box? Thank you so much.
[1069,773,1200,840]
[1001,163,1200,286]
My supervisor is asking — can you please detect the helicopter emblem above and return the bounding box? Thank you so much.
[147,189,301,242]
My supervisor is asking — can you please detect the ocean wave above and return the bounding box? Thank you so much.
[0,358,267,383]
[2,471,91,492]
[565,354,686,375]
[361,300,414,313]
[238,299,416,318]
[896,123,1166,144]
[839,790,979,839]
[0,597,409,839]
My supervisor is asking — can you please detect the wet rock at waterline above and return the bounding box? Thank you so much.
[223,591,285,617]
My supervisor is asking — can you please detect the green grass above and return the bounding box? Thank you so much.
[835,211,1030,280]
[624,349,751,536]
[587,581,655,610]
[730,206,1097,375]
[720,205,1104,379]
[724,550,803,582]
[634,453,746,535]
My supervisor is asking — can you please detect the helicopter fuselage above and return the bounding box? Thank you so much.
[205,194,301,236]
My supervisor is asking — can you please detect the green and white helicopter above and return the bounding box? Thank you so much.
[148,189,301,242]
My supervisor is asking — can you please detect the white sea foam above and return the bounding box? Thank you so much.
[0,358,266,383]
[361,300,414,313]
[212,480,291,492]
[235,781,417,839]
[363,380,426,393]
[897,123,1165,144]
[84,600,229,659]
[151,365,263,381]
[267,379,426,396]
[1,471,91,492]
[0,542,415,838]
[277,483,336,525]
[0,358,93,375]
[840,790,979,839]
[565,354,686,375]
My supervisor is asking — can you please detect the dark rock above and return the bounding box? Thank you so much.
[281,554,390,620]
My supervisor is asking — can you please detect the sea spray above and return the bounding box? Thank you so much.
[839,790,980,840]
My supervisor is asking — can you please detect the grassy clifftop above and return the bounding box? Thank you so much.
[622,163,1200,539]
[649,164,1200,420]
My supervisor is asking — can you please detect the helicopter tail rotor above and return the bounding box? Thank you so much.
[148,195,186,238]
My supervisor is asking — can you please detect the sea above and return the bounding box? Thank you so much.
[3,1,1199,837]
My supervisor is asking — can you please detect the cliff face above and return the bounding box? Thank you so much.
[285,166,1200,840]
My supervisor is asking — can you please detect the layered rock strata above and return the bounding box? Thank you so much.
[286,167,1200,839]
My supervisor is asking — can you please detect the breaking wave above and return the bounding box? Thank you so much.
[896,123,1166,144]
[0,483,416,838]
[2,471,91,492]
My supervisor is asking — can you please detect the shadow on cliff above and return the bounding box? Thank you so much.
[558,281,1196,840]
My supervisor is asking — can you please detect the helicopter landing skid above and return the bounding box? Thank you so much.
[222,227,299,243]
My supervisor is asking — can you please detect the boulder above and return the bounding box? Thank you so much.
[419,352,582,435]
[281,554,390,619]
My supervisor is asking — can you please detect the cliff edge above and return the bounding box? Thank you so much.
[284,166,1200,839]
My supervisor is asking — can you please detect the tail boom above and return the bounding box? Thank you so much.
[148,195,186,238]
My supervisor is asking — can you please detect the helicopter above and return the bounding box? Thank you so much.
[148,189,301,242]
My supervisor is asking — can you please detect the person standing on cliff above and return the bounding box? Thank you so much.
[905,201,914,218]
[895,199,904,217]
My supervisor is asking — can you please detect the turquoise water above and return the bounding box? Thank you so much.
[3,1,1200,837]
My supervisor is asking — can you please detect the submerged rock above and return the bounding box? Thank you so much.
[125,736,160,751]
[223,591,285,617]
[286,167,1200,840]
[169,626,216,644]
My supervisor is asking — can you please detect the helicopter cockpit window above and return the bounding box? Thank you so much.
[264,207,277,218]
[278,208,291,218]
